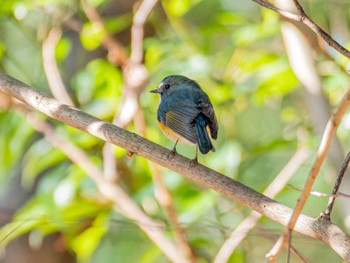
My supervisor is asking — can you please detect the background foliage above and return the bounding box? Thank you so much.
[0,0,350,262]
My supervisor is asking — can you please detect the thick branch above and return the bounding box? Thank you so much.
[1,71,350,261]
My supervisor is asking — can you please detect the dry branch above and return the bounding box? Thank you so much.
[252,0,350,260]
[267,86,350,261]
[252,0,350,59]
[11,109,189,263]
[214,147,310,263]
[81,0,128,66]
[1,72,350,260]
[322,150,350,219]
[42,27,75,106]
[151,164,196,262]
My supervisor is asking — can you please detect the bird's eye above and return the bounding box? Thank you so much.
[164,84,170,90]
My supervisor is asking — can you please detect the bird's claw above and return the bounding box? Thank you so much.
[189,157,198,167]
[167,148,177,159]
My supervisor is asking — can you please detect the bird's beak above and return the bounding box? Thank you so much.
[150,88,160,93]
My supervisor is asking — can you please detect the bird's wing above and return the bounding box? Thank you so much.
[165,102,199,144]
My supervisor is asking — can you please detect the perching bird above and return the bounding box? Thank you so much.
[150,75,218,162]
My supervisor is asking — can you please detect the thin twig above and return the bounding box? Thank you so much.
[42,27,75,106]
[266,87,350,261]
[130,0,158,64]
[80,0,128,66]
[266,232,308,263]
[130,1,194,253]
[291,0,350,58]
[151,165,197,262]
[114,0,156,128]
[41,6,82,32]
[141,104,195,259]
[214,147,310,263]
[103,0,156,181]
[129,2,195,260]
[80,3,189,259]
[321,150,350,219]
[288,184,350,198]
[252,0,300,20]
[289,245,309,263]
[290,0,303,14]
[103,2,154,181]
[256,227,310,263]
[252,0,350,59]
[18,109,190,263]
[266,234,286,262]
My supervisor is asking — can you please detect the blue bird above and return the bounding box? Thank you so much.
[150,75,218,162]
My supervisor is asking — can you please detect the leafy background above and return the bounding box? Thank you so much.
[0,0,350,262]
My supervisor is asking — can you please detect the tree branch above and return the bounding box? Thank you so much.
[1,71,350,261]
[42,27,75,107]
[322,149,350,219]
[11,108,189,263]
[288,184,350,199]
[267,86,350,261]
[151,164,197,262]
[214,147,310,263]
[252,0,300,20]
[130,0,158,64]
[252,0,350,59]
[102,0,155,181]
[81,0,128,66]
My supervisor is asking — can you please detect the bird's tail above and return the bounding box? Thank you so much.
[194,114,214,154]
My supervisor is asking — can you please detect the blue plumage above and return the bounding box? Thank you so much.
[194,113,214,154]
[150,75,218,161]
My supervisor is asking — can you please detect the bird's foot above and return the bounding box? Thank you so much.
[189,157,198,167]
[166,140,178,159]
[167,147,177,159]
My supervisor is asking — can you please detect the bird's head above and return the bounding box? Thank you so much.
[150,75,200,96]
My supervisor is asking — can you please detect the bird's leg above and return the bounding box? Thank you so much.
[190,145,199,165]
[167,140,178,158]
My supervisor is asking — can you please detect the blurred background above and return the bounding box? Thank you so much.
[0,0,350,262]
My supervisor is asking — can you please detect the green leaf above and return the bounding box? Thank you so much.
[163,0,202,17]
[70,212,109,263]
[80,22,106,50]
[22,139,65,188]
[56,37,72,62]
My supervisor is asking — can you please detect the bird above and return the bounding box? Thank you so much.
[150,75,218,162]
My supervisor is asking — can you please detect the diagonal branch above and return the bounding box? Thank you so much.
[1,71,350,261]
[266,87,350,261]
[322,149,350,219]
[151,164,196,262]
[252,0,350,59]
[10,108,189,263]
[252,0,300,20]
[214,147,310,263]
[81,0,128,66]
[42,27,75,107]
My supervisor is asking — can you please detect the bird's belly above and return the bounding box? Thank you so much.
[157,121,194,145]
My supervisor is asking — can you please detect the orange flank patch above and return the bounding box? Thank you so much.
[157,121,194,145]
